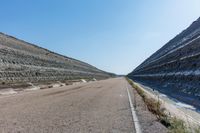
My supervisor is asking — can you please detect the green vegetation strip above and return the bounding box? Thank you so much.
[126,78,200,133]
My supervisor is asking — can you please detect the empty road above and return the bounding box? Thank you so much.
[0,78,167,133]
[0,78,168,133]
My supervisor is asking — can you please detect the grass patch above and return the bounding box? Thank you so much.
[126,78,200,133]
[126,78,167,119]
[168,118,188,133]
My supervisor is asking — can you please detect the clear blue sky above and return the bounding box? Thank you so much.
[0,0,200,74]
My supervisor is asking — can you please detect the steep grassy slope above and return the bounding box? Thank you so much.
[128,17,200,109]
[0,33,113,85]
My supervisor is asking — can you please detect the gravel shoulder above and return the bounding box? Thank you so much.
[127,81,168,133]
[135,82,200,128]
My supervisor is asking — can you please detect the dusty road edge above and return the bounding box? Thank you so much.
[126,84,142,133]
[134,81,200,127]
[127,78,200,132]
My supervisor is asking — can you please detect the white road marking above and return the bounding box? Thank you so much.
[126,85,142,133]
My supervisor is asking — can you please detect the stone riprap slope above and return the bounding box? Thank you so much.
[128,17,200,109]
[0,33,113,86]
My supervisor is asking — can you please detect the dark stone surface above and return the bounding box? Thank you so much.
[128,17,200,109]
[0,33,114,85]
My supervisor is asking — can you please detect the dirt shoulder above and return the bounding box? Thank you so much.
[127,80,168,133]
[134,82,200,128]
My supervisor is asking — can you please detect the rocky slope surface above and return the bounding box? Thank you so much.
[0,33,113,86]
[128,17,200,109]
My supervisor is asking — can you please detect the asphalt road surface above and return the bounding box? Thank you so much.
[0,78,138,133]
